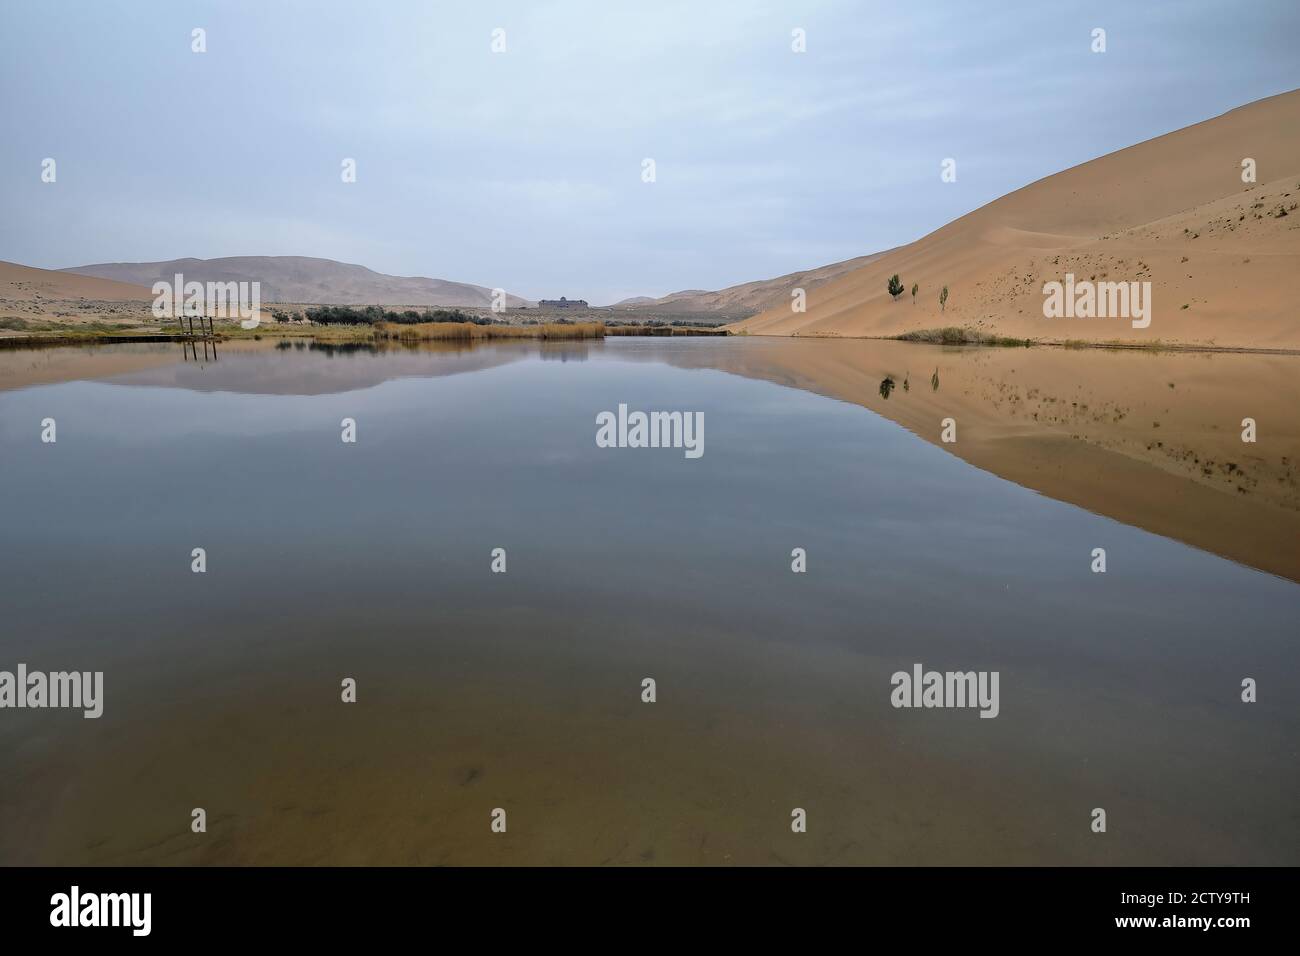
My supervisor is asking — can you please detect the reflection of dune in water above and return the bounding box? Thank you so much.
[635,336,1300,582]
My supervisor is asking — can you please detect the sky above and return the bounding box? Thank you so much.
[1,0,1296,304]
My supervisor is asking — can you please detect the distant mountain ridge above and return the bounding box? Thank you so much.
[609,252,890,315]
[60,256,535,309]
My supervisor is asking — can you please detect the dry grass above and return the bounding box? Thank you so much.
[895,326,1034,347]
[376,321,606,342]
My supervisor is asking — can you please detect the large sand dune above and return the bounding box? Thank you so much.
[733,90,1300,349]
[0,260,151,302]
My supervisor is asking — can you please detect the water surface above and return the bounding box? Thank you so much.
[0,338,1296,864]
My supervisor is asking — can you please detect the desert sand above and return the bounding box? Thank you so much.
[0,259,151,303]
[0,260,156,336]
[732,90,1300,349]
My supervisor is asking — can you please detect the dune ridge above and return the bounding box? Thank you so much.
[0,260,152,302]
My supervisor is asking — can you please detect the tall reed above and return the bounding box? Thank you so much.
[375,321,606,341]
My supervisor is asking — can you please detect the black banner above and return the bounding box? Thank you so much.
[0,867,1286,942]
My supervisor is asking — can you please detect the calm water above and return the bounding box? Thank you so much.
[1,338,1296,865]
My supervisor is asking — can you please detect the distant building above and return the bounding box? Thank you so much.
[538,296,588,309]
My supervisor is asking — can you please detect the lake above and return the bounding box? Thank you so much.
[1,337,1296,865]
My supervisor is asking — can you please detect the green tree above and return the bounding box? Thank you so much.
[887,274,904,300]
[939,285,949,312]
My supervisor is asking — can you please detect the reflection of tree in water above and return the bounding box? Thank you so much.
[308,342,379,356]
[903,372,910,393]
[930,368,940,392]
[538,343,591,362]
[879,376,895,400]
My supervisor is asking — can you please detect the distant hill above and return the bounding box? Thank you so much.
[60,256,535,309]
[609,253,889,316]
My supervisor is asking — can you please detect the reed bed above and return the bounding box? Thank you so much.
[376,321,606,341]
[895,326,1034,347]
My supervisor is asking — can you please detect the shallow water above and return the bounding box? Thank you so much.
[0,338,1296,864]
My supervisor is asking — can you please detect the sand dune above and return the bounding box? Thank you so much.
[0,260,151,302]
[733,90,1300,349]
[61,256,535,309]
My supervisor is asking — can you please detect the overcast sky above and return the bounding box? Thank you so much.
[1,0,1296,304]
